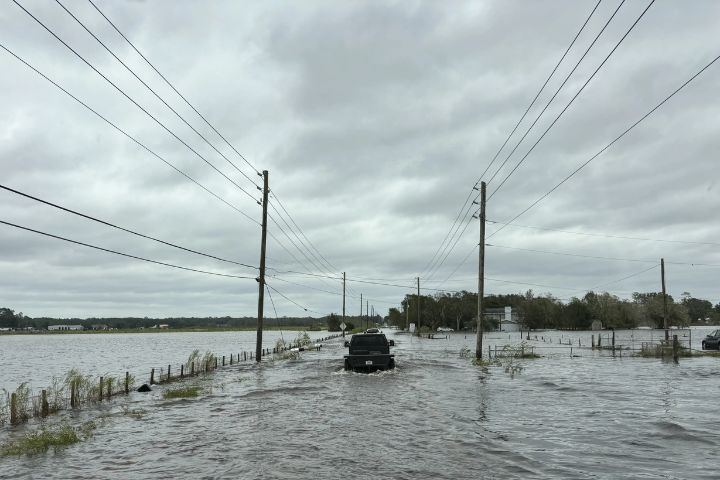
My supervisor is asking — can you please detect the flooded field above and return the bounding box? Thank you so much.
[2,328,719,479]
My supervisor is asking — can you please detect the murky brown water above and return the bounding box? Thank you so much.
[1,328,719,479]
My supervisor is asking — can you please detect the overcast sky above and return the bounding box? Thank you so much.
[1,0,718,319]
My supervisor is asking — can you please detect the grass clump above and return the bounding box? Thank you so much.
[162,386,202,399]
[0,422,96,456]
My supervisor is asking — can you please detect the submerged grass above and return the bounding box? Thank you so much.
[0,421,96,456]
[162,386,203,399]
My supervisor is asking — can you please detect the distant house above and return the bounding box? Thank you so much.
[487,306,523,332]
[158,324,169,329]
[48,325,84,331]
[90,324,109,330]
[0,327,12,332]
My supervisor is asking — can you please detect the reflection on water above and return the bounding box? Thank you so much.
[1,328,719,479]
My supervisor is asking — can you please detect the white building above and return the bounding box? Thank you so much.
[48,325,84,331]
[486,306,523,332]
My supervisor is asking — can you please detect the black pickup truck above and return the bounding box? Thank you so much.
[344,330,395,372]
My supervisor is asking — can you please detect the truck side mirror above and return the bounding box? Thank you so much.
[344,341,350,347]
[388,340,395,346]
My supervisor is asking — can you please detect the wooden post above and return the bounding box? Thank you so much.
[222,355,226,366]
[150,368,155,385]
[598,334,602,348]
[417,277,421,335]
[662,258,669,341]
[191,363,195,376]
[70,383,76,408]
[475,181,486,360]
[10,393,17,425]
[230,354,233,365]
[342,272,346,338]
[41,390,49,417]
[256,170,269,363]
[673,334,679,363]
[99,377,104,401]
[167,365,171,381]
[125,372,130,394]
[488,345,491,359]
[180,364,184,378]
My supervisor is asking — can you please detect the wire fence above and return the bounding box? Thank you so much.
[0,333,344,428]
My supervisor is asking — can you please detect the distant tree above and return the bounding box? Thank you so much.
[326,313,341,332]
[680,293,714,323]
[0,308,18,329]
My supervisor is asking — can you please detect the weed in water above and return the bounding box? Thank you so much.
[121,406,146,419]
[162,386,203,399]
[0,422,96,456]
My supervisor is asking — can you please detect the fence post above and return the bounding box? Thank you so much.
[150,368,155,385]
[70,383,76,408]
[99,377,104,401]
[222,355,226,367]
[673,335,679,363]
[125,372,130,394]
[215,357,218,369]
[168,365,171,381]
[570,347,573,358]
[10,393,17,425]
[41,389,49,417]
[488,345,491,359]
[180,364,184,378]
[191,363,195,376]
[598,335,602,348]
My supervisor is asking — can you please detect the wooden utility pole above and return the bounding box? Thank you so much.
[342,272,346,338]
[417,277,421,335]
[255,170,269,363]
[366,300,369,330]
[476,181,486,360]
[661,257,668,341]
[360,293,363,330]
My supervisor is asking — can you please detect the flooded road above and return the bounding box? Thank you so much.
[2,329,719,479]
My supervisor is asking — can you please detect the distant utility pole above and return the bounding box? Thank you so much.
[406,298,409,331]
[476,181,486,360]
[417,277,421,336]
[342,272,346,338]
[661,258,668,341]
[366,300,369,330]
[256,170,269,363]
[360,293,363,330]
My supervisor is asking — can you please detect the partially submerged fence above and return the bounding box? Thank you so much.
[1,332,345,428]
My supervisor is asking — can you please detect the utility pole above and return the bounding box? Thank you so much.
[661,258,668,341]
[406,297,409,331]
[255,170,269,363]
[342,272,346,338]
[476,181,486,360]
[366,300,369,330]
[417,277,421,336]
[360,293,363,331]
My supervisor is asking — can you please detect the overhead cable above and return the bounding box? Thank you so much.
[55,0,260,189]
[0,43,260,227]
[87,0,261,176]
[487,0,655,200]
[488,50,720,240]
[13,0,260,203]
[0,220,256,280]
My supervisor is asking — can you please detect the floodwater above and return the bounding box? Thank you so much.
[1,327,719,479]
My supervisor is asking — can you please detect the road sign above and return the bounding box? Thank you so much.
[340,322,346,331]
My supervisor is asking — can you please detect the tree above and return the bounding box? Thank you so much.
[0,308,18,329]
[326,313,341,332]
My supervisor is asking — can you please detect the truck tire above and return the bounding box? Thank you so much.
[344,360,351,371]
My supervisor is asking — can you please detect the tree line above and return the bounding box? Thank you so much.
[383,290,720,331]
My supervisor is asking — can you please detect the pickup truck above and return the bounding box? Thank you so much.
[344,331,395,372]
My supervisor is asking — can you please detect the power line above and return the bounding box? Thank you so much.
[0,42,261,227]
[0,219,256,280]
[488,243,720,268]
[487,0,655,200]
[266,283,322,315]
[488,219,720,248]
[488,50,720,240]
[87,0,261,176]
[55,0,260,189]
[420,1,603,281]
[484,0,609,188]
[0,184,258,270]
[13,0,260,204]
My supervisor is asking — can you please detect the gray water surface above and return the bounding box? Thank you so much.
[1,329,719,479]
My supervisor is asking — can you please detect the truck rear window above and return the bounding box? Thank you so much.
[351,335,387,347]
